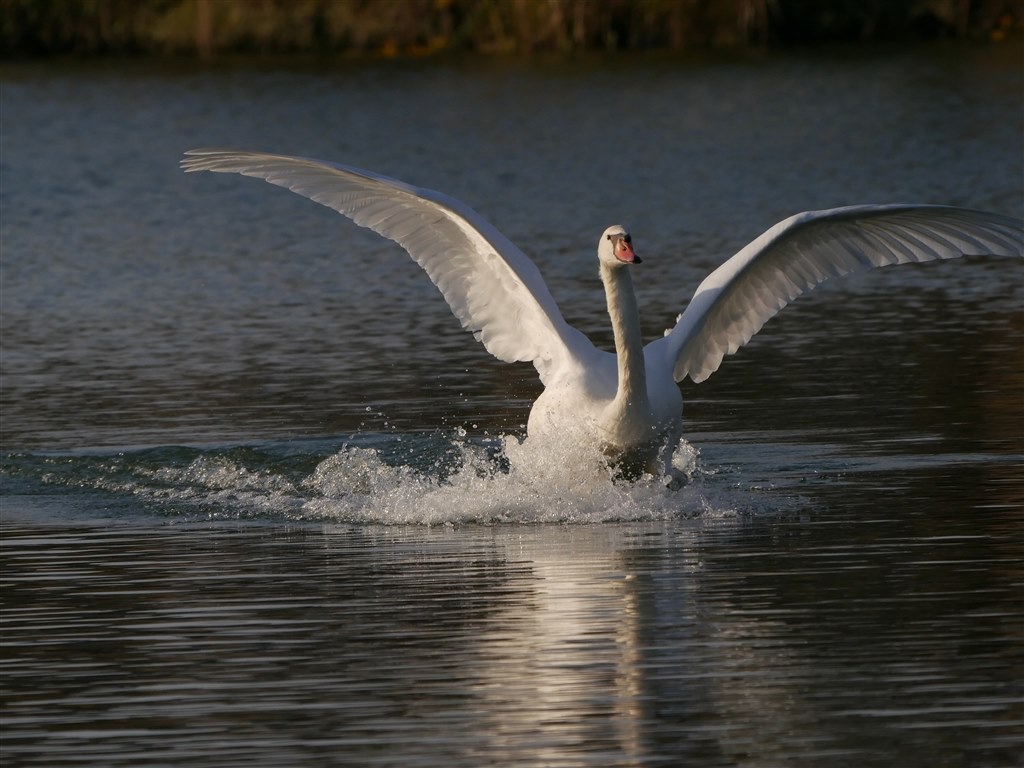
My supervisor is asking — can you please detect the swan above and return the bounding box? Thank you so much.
[181,149,1022,481]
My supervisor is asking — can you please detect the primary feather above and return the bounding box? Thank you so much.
[656,205,1023,383]
[181,149,592,384]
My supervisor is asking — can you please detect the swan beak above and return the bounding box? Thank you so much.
[618,243,642,265]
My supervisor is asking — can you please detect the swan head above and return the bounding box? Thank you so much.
[599,225,641,267]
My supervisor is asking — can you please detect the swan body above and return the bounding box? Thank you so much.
[182,149,1023,480]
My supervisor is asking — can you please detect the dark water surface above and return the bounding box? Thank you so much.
[2,45,1023,766]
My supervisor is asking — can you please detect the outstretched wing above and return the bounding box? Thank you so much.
[653,205,1023,383]
[182,149,595,383]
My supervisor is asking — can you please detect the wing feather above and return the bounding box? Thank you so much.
[656,205,1023,384]
[181,149,593,383]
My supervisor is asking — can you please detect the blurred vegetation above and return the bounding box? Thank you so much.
[1,0,1021,57]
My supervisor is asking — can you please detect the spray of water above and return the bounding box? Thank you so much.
[6,431,757,525]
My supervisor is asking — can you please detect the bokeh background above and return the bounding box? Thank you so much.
[3,0,1021,58]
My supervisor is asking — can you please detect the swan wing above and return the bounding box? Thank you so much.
[181,149,594,383]
[657,205,1023,384]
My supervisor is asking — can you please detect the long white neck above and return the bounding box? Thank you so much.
[600,263,648,415]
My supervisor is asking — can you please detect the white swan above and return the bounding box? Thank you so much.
[182,149,1022,480]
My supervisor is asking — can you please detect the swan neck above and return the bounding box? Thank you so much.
[601,264,647,407]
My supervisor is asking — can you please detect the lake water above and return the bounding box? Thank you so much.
[2,44,1022,766]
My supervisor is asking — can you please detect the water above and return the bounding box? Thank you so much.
[2,44,1023,766]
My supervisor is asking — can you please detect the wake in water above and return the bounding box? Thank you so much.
[0,431,758,525]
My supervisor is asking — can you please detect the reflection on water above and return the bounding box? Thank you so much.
[1,43,1022,766]
[2,514,1021,767]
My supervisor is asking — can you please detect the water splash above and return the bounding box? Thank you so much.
[300,435,708,525]
[1,432,752,525]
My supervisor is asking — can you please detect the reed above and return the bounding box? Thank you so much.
[2,0,1018,57]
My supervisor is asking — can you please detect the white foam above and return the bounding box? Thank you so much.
[296,434,726,525]
[32,434,753,525]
